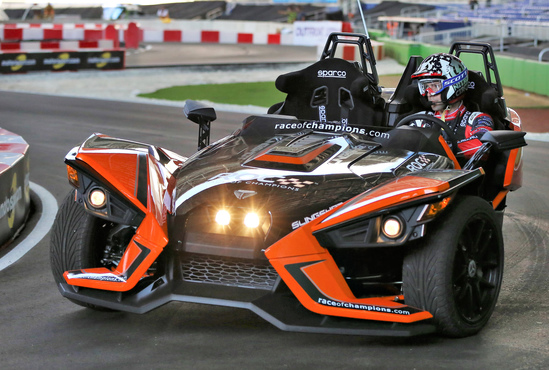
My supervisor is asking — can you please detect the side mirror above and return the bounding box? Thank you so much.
[184,100,217,124]
[183,100,217,151]
[479,130,527,152]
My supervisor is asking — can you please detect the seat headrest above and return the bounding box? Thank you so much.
[275,58,366,94]
[465,71,506,124]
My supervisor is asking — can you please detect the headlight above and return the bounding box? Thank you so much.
[89,188,107,208]
[215,210,231,226]
[244,212,260,228]
[381,217,403,239]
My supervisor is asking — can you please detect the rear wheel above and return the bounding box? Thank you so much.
[50,190,113,311]
[403,196,504,337]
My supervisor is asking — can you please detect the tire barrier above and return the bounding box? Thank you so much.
[0,128,30,248]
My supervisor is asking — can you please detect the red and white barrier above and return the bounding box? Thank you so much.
[140,29,292,45]
[0,40,115,52]
[0,24,107,41]
[1,23,104,29]
[336,41,385,62]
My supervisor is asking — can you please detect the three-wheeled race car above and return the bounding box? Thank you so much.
[50,33,526,337]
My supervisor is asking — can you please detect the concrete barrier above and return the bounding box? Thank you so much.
[0,128,30,248]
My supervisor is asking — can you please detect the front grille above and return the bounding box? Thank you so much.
[180,253,278,290]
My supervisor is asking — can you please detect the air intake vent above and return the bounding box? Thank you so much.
[180,253,278,290]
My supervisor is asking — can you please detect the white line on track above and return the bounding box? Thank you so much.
[0,182,58,272]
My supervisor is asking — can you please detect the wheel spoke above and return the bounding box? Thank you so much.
[477,228,494,261]
[479,276,496,289]
[480,257,499,269]
[454,267,468,285]
[463,284,475,319]
[469,219,486,255]
[472,280,483,313]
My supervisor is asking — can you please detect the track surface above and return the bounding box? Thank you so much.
[0,92,547,369]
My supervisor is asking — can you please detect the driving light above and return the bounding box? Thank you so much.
[89,188,106,208]
[215,210,231,226]
[382,217,403,239]
[244,212,260,228]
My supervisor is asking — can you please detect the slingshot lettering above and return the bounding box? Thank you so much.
[291,202,343,229]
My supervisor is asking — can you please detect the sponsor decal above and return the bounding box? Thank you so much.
[233,190,257,200]
[319,105,327,122]
[292,202,343,229]
[1,54,37,72]
[209,172,317,192]
[317,70,347,78]
[442,69,467,89]
[0,173,23,229]
[317,298,411,315]
[88,52,121,68]
[66,271,126,283]
[275,178,315,188]
[44,53,81,70]
[406,154,432,172]
[274,122,391,139]
[1,50,125,73]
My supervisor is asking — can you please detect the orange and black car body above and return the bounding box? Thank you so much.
[51,35,527,337]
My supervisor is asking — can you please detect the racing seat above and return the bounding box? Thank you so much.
[384,56,424,127]
[268,57,385,127]
[463,70,508,130]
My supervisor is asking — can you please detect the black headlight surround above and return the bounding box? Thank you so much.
[313,192,457,249]
[66,160,145,226]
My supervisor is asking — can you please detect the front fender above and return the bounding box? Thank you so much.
[62,133,186,292]
[265,168,484,321]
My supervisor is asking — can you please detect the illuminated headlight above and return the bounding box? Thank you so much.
[382,217,403,239]
[89,188,107,208]
[215,210,231,226]
[244,212,260,228]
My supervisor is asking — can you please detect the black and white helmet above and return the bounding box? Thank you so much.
[412,53,468,104]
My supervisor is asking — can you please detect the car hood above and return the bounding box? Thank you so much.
[173,117,455,237]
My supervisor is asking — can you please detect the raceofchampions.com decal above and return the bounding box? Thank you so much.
[274,122,391,140]
[285,260,420,316]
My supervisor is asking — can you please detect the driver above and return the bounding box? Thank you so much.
[410,53,494,159]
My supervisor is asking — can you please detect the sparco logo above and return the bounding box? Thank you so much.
[317,70,346,78]
[319,105,326,122]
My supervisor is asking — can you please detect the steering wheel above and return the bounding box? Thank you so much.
[395,113,459,156]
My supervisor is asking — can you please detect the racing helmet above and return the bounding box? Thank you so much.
[412,53,468,104]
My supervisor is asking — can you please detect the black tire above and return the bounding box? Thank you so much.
[50,190,114,311]
[403,196,504,337]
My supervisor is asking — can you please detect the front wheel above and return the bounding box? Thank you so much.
[403,196,504,337]
[50,190,114,311]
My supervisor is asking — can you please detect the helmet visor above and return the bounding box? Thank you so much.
[418,79,444,96]
[417,69,468,97]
